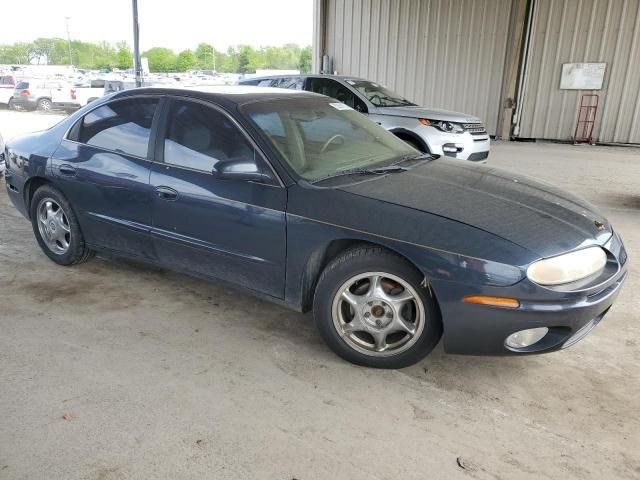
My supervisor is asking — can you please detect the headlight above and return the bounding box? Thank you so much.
[419,118,464,133]
[526,247,607,286]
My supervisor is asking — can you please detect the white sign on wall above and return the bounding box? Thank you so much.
[560,63,606,90]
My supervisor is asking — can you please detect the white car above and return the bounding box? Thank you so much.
[0,74,17,108]
[52,79,106,112]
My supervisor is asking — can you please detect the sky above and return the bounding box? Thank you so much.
[0,0,313,51]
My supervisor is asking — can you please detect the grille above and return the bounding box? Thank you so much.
[462,123,487,135]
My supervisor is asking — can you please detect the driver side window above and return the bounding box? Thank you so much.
[163,100,258,174]
[306,78,367,113]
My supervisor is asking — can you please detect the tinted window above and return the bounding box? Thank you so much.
[257,79,273,87]
[307,78,367,112]
[1,76,14,85]
[244,97,415,182]
[163,100,256,173]
[16,81,29,89]
[77,97,158,158]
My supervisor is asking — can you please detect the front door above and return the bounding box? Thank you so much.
[50,96,160,259]
[149,98,287,298]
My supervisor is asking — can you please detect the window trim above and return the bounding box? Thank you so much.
[64,94,163,162]
[155,95,284,188]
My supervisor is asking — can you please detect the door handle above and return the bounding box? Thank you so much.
[59,164,76,176]
[155,186,178,201]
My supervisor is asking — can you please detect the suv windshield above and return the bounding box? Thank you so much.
[346,79,416,107]
[242,97,417,182]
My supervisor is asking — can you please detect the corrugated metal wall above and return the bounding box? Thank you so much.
[518,0,640,143]
[322,0,513,135]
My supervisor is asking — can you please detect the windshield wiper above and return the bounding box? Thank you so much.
[312,165,408,184]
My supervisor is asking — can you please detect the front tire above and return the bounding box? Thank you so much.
[30,185,94,266]
[313,246,442,368]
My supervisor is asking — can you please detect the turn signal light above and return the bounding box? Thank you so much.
[462,296,520,309]
[418,118,431,126]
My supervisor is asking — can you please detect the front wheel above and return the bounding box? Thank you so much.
[313,247,442,368]
[30,185,94,266]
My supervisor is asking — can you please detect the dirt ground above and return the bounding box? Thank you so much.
[0,110,639,480]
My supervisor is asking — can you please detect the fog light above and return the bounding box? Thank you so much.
[505,327,548,349]
[442,143,463,154]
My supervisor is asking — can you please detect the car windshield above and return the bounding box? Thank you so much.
[242,97,418,182]
[346,79,416,107]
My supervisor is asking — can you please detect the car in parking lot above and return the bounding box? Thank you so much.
[3,86,627,368]
[0,74,18,108]
[240,74,491,162]
[9,79,69,111]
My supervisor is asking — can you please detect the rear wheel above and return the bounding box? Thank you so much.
[313,246,442,368]
[30,185,94,266]
[37,98,53,112]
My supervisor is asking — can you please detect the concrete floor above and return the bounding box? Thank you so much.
[0,111,639,480]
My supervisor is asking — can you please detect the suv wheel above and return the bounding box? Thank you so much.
[37,98,53,112]
[313,246,442,368]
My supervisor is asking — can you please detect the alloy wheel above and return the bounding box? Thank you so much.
[36,198,71,254]
[331,271,425,357]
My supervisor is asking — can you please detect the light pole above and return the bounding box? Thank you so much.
[132,0,142,86]
[64,17,73,65]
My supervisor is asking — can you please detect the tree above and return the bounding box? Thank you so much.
[115,41,133,70]
[298,46,312,73]
[195,43,215,69]
[142,47,176,72]
[176,50,197,72]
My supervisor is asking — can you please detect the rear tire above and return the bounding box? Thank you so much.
[37,98,53,112]
[30,185,94,266]
[313,246,442,368]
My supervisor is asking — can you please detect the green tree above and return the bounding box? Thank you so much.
[176,49,197,72]
[115,41,133,70]
[195,43,215,69]
[298,46,312,73]
[142,47,176,72]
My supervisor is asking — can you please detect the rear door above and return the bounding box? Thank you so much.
[50,96,161,259]
[149,97,287,297]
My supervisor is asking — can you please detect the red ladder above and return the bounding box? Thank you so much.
[573,94,599,145]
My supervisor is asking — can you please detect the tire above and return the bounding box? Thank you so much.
[30,184,94,266]
[36,98,53,112]
[313,246,442,368]
[7,98,16,110]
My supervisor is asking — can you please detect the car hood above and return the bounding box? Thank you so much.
[338,160,612,259]
[374,105,482,123]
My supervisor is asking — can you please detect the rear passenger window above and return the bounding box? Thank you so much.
[76,98,158,158]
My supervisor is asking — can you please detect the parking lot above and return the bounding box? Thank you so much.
[0,110,639,479]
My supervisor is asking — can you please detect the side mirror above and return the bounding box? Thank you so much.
[212,159,273,183]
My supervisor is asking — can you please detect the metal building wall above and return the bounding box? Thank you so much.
[321,0,513,135]
[518,0,640,143]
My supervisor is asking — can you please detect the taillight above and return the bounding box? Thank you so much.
[21,89,30,96]
[70,89,76,100]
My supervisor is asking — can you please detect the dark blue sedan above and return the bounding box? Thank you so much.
[3,87,628,368]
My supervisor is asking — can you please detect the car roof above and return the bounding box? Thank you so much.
[112,85,324,106]
[241,74,366,82]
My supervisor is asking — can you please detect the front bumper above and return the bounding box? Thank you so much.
[433,233,628,355]
[422,128,490,162]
